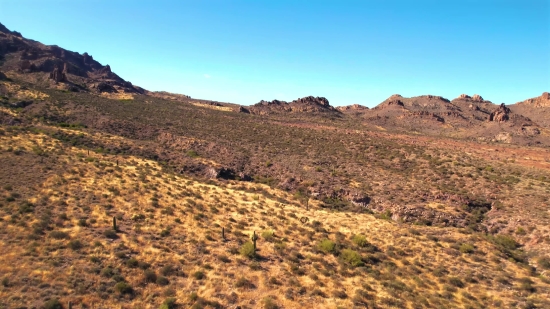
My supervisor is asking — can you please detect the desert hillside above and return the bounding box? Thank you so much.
[0,22,550,309]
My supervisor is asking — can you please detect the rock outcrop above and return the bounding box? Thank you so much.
[249,96,338,114]
[456,94,484,102]
[49,64,67,83]
[489,103,511,122]
[516,92,550,108]
[336,104,369,112]
[472,94,484,102]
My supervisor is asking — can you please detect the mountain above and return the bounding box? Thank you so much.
[0,22,143,94]
[509,92,550,127]
[359,93,545,145]
[1,22,550,309]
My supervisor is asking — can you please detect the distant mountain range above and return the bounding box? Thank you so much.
[1,21,548,145]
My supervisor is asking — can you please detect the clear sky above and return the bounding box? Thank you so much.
[1,0,549,107]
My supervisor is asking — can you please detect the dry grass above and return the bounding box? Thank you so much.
[0,128,548,309]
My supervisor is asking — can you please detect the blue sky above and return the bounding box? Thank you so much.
[1,0,548,107]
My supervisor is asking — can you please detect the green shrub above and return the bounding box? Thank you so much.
[68,240,83,250]
[235,277,253,288]
[261,229,275,242]
[101,267,115,278]
[459,243,474,254]
[126,258,139,268]
[187,150,199,158]
[318,239,336,254]
[193,271,205,280]
[114,281,133,294]
[537,256,550,269]
[239,242,256,258]
[518,277,535,293]
[352,234,368,247]
[50,231,70,240]
[156,276,169,286]
[144,269,157,283]
[159,298,177,309]
[490,234,518,251]
[189,292,199,301]
[448,277,465,288]
[262,297,278,309]
[516,227,527,235]
[44,298,63,309]
[340,249,364,267]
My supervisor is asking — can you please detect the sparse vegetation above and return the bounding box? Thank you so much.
[0,70,549,309]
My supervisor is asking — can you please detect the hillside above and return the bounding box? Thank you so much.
[0,22,550,309]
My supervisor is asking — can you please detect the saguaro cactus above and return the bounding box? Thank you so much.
[252,231,257,252]
[222,227,225,240]
[113,216,117,231]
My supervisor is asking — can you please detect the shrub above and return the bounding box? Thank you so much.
[156,276,169,286]
[104,229,117,239]
[332,289,348,299]
[262,297,278,309]
[459,243,475,254]
[193,271,205,280]
[490,234,518,251]
[126,258,139,268]
[261,229,275,242]
[239,242,255,258]
[44,298,63,309]
[340,249,364,267]
[68,240,83,250]
[101,267,115,278]
[352,234,368,247]
[519,277,535,293]
[114,282,133,294]
[144,269,157,283]
[160,264,175,276]
[159,298,177,309]
[537,256,550,269]
[160,229,170,237]
[189,292,199,302]
[187,150,199,158]
[318,239,336,254]
[448,277,465,288]
[235,277,253,288]
[50,231,70,240]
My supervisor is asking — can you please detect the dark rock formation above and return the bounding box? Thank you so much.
[236,106,250,113]
[0,71,6,80]
[249,96,337,114]
[92,82,116,93]
[387,99,404,106]
[49,65,67,83]
[489,103,511,122]
[205,167,236,180]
